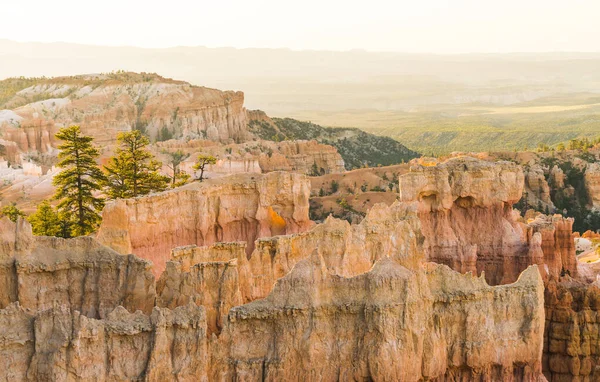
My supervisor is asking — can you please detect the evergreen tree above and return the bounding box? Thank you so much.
[28,201,60,236]
[104,130,169,198]
[193,154,217,182]
[164,150,191,188]
[1,203,25,222]
[53,125,106,236]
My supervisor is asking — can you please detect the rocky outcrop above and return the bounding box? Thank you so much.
[0,217,155,317]
[0,303,208,381]
[0,73,248,154]
[0,209,547,381]
[549,165,565,189]
[543,279,600,380]
[213,254,545,381]
[525,164,555,211]
[526,214,578,280]
[97,171,314,276]
[584,162,600,208]
[398,157,580,287]
[247,201,423,301]
[399,156,531,285]
[257,140,345,174]
[156,243,246,336]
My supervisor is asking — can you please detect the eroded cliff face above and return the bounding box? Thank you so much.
[0,217,208,381]
[213,254,545,381]
[0,303,208,381]
[543,279,600,380]
[0,73,248,155]
[399,157,531,285]
[397,157,600,381]
[155,200,424,324]
[0,211,548,381]
[398,156,579,286]
[584,162,600,208]
[0,217,155,317]
[525,164,555,211]
[526,214,578,280]
[97,171,314,276]
[257,140,345,174]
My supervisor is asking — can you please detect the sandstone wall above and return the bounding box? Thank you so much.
[0,303,208,381]
[257,140,345,174]
[0,77,249,156]
[525,164,555,211]
[398,156,580,286]
[212,254,545,381]
[543,280,600,380]
[399,157,532,285]
[97,171,314,276]
[0,217,155,317]
[585,162,600,208]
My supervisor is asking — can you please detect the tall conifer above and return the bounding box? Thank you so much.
[53,125,106,236]
[104,130,169,198]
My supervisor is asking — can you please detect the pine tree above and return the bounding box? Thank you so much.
[28,201,60,236]
[53,125,106,236]
[164,150,191,188]
[104,130,169,198]
[1,203,25,222]
[193,154,217,182]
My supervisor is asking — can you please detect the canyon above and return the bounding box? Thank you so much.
[3,72,600,381]
[2,155,599,380]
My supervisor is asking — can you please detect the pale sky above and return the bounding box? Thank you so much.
[1,0,599,53]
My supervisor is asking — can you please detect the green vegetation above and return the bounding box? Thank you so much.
[1,203,25,223]
[193,154,217,182]
[248,118,419,169]
[53,126,107,236]
[164,150,191,188]
[0,77,47,108]
[287,96,600,155]
[28,201,62,237]
[104,130,169,199]
[0,71,184,109]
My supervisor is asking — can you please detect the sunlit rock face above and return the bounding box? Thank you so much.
[212,255,545,381]
[0,215,547,381]
[0,74,248,153]
[97,171,314,276]
[0,217,155,316]
[399,156,532,285]
[397,156,600,381]
[584,162,600,208]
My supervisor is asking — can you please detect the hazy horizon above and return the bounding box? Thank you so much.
[2,0,600,53]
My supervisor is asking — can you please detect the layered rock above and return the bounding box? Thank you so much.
[525,164,555,211]
[0,303,208,381]
[543,279,600,380]
[212,254,545,381]
[97,171,314,275]
[0,217,155,317]
[549,165,565,189]
[0,206,548,381]
[247,201,423,301]
[399,156,531,285]
[157,243,246,336]
[526,214,578,280]
[584,162,600,208]
[257,140,345,174]
[0,73,248,154]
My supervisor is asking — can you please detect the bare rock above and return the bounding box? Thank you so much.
[97,171,314,276]
[0,219,155,317]
[213,254,545,381]
[585,162,600,208]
